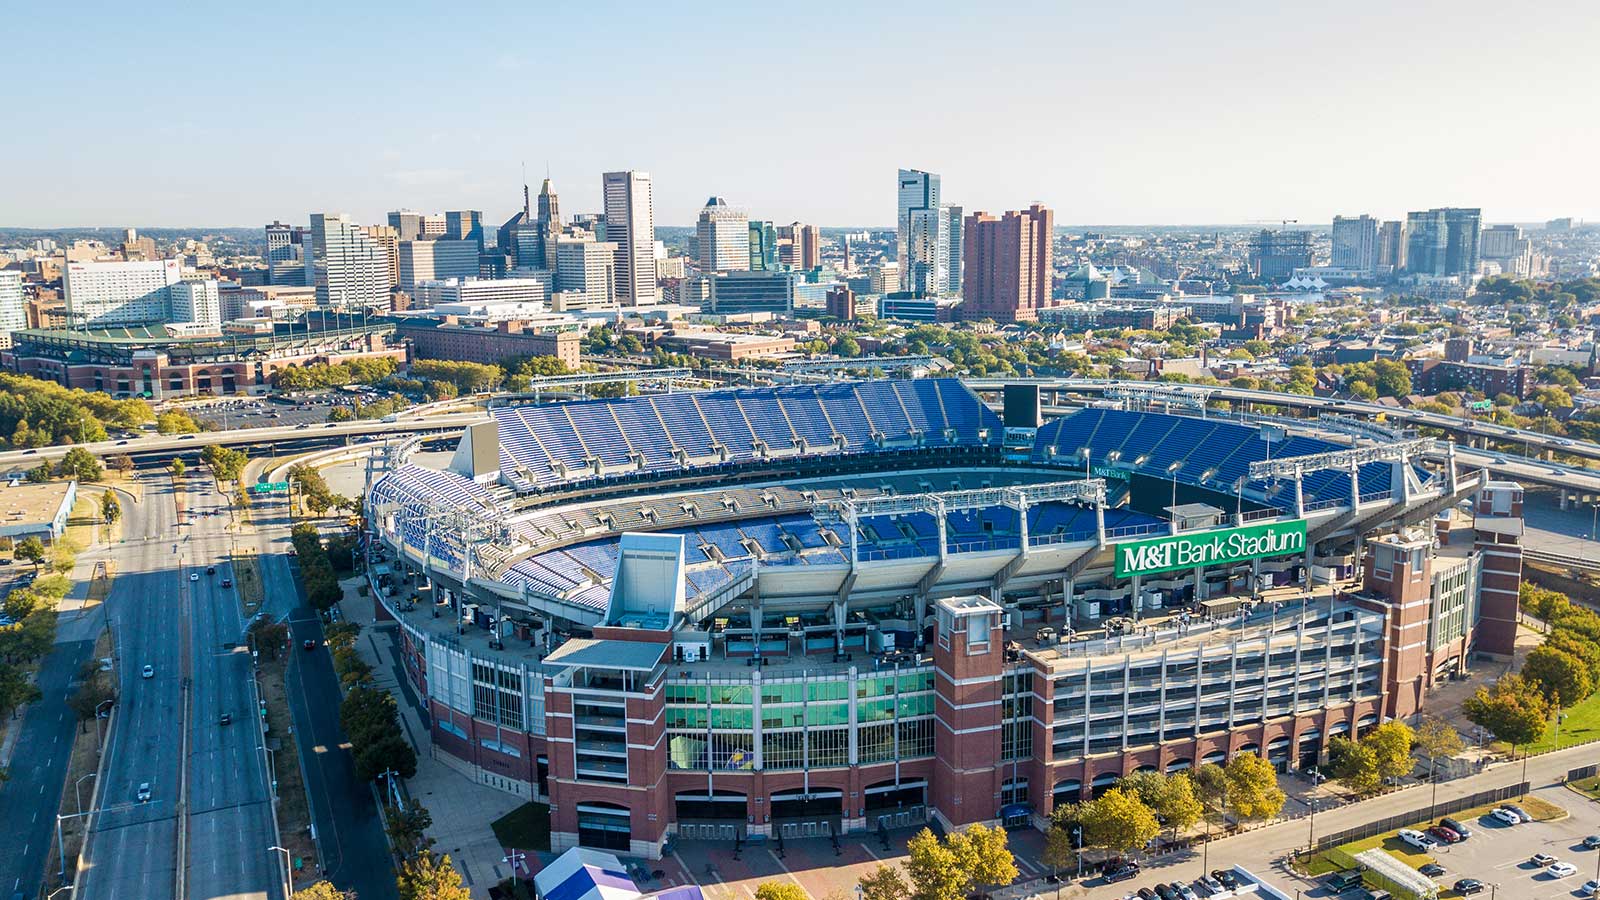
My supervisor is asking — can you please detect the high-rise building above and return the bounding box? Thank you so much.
[1331,215,1379,272]
[305,213,394,308]
[897,169,951,294]
[1247,229,1314,279]
[63,258,183,326]
[897,168,939,268]
[398,239,481,292]
[388,210,426,242]
[265,221,306,286]
[554,235,619,311]
[1479,224,1534,278]
[498,185,547,271]
[697,198,750,273]
[0,270,26,348]
[705,270,796,316]
[120,228,158,262]
[826,285,856,321]
[1405,208,1481,278]
[170,279,222,328]
[421,214,447,238]
[601,171,657,305]
[795,223,822,271]
[748,220,779,271]
[1377,220,1407,270]
[959,204,1053,323]
[445,210,485,250]
[943,205,963,294]
[363,224,400,290]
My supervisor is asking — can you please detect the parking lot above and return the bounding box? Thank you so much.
[187,397,335,430]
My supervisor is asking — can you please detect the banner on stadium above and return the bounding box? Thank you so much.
[1113,519,1307,578]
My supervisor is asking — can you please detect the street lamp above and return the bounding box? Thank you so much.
[75,773,97,814]
[1307,797,1318,852]
[269,845,294,900]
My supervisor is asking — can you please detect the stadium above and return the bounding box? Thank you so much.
[364,377,1526,857]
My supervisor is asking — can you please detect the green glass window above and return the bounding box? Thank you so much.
[710,707,752,730]
[806,703,848,726]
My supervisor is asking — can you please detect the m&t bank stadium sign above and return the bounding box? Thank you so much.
[1114,520,1307,578]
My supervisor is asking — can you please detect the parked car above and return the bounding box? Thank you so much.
[1505,804,1532,821]
[1323,870,1365,891]
[1584,835,1600,849]
[1440,817,1472,839]
[1398,829,1437,851]
[1419,863,1446,877]
[1531,853,1558,867]
[1103,864,1138,884]
[1579,879,1599,897]
[1549,862,1578,878]
[1174,885,1198,900]
[1427,825,1460,844]
[1209,871,1238,889]
[1452,880,1484,896]
[1491,807,1521,825]
[1152,886,1177,900]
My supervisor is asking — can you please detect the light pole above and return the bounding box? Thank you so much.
[75,773,97,814]
[1307,797,1318,853]
[269,844,293,900]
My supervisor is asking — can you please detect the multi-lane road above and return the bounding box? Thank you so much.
[74,472,281,900]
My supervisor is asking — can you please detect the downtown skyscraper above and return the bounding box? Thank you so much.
[696,198,750,273]
[305,213,393,307]
[896,169,962,295]
[1405,207,1481,278]
[959,204,1053,323]
[602,170,657,305]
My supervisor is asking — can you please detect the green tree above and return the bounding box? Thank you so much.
[57,446,103,481]
[1224,753,1285,821]
[948,822,1017,897]
[1079,787,1159,855]
[111,453,134,475]
[754,884,808,900]
[1522,644,1594,707]
[156,410,203,434]
[1327,735,1381,794]
[1413,717,1464,783]
[353,732,417,782]
[201,444,248,483]
[171,458,187,478]
[857,864,910,900]
[0,663,43,718]
[100,489,122,527]
[396,850,471,900]
[385,799,436,860]
[14,536,44,567]
[293,882,356,900]
[1366,720,1415,783]
[905,828,966,900]
[1155,772,1202,836]
[1463,673,1550,751]
[25,461,52,483]
[1191,762,1229,824]
[1041,826,1074,891]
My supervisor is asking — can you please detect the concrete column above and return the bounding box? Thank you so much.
[1294,473,1305,518]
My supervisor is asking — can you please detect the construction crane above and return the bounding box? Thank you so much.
[1247,218,1300,230]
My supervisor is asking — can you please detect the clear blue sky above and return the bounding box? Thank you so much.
[6,0,1598,229]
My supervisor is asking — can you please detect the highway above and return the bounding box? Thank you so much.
[75,474,186,900]
[181,479,279,900]
[76,472,281,900]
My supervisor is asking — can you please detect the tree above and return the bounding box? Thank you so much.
[156,410,203,434]
[1191,762,1229,825]
[1522,644,1595,708]
[1326,735,1381,794]
[386,799,436,860]
[858,864,911,900]
[1464,673,1550,751]
[111,453,135,476]
[905,828,966,900]
[67,668,116,731]
[754,884,808,900]
[293,883,355,900]
[14,536,44,567]
[1223,753,1285,821]
[948,822,1017,897]
[396,850,471,900]
[100,490,122,526]
[25,461,52,483]
[201,444,248,483]
[1154,772,1202,836]
[1412,717,1464,780]
[171,458,187,478]
[1366,720,1415,783]
[57,446,103,481]
[0,664,42,718]
[1041,826,1075,893]
[1078,787,1159,855]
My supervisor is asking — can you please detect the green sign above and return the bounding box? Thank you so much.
[252,481,289,493]
[1091,464,1128,480]
[1114,519,1307,578]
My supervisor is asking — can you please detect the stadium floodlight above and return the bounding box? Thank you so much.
[1248,437,1437,480]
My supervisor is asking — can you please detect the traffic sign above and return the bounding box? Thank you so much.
[251,481,290,493]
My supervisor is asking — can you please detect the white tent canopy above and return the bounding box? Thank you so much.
[1353,849,1440,898]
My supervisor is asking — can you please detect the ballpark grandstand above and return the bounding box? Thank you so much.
[365,377,1525,856]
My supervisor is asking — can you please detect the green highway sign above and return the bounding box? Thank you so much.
[1114,519,1307,578]
[252,481,290,493]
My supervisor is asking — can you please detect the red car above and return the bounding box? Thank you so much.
[1428,825,1462,844]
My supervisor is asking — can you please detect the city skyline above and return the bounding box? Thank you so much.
[4,2,1598,228]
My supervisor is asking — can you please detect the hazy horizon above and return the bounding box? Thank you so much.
[4,0,1598,229]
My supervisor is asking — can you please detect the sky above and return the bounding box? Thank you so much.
[5,0,1599,229]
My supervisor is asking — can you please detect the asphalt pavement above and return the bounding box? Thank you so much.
[253,488,399,900]
[0,635,96,896]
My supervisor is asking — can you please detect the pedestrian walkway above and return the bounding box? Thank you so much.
[339,577,525,899]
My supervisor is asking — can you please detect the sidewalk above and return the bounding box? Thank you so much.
[340,578,525,899]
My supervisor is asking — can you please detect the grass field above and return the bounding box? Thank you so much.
[1510,690,1600,755]
[1572,775,1600,801]
[491,802,552,853]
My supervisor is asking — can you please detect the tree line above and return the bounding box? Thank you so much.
[1467,583,1600,753]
